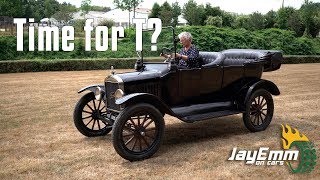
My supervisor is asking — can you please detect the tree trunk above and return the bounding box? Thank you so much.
[134,0,136,19]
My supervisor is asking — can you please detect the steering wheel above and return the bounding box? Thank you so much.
[161,47,173,62]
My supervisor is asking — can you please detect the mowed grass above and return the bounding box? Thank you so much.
[0,64,319,179]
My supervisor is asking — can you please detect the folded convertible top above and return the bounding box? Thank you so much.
[199,49,283,72]
[222,49,282,72]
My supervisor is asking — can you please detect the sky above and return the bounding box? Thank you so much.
[57,0,320,15]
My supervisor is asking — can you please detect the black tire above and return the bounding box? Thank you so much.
[74,92,112,137]
[243,89,274,132]
[112,103,165,161]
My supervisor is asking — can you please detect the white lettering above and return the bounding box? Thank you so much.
[111,26,124,51]
[283,150,299,160]
[84,19,94,51]
[13,18,26,51]
[257,147,268,161]
[95,26,108,51]
[132,18,145,51]
[38,26,59,51]
[62,26,74,51]
[268,150,284,160]
[228,147,237,160]
[245,150,258,164]
[28,18,35,51]
[235,150,247,160]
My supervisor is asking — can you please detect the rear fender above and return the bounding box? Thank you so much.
[245,80,280,103]
[116,93,174,116]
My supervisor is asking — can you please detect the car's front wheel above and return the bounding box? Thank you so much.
[243,89,274,132]
[112,103,165,161]
[74,92,112,137]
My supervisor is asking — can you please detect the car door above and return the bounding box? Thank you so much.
[200,65,223,95]
[222,65,245,88]
[178,68,202,99]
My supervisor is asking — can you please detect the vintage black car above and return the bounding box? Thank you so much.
[74,27,282,161]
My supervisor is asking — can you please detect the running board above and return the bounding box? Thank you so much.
[181,110,242,123]
[171,101,234,117]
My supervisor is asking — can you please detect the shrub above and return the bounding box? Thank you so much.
[71,19,87,32]
[205,16,223,27]
[98,18,115,28]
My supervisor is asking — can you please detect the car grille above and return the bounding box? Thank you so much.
[105,82,120,111]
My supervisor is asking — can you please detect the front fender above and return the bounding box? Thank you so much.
[116,93,174,115]
[78,84,105,94]
[245,79,280,103]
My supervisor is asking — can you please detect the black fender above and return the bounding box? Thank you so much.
[78,84,105,94]
[244,79,280,104]
[116,93,174,116]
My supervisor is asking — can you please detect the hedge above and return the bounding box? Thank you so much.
[0,56,319,73]
[0,58,139,73]
[283,55,320,64]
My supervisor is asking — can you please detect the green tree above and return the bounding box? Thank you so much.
[205,16,222,27]
[247,12,265,30]
[149,2,161,18]
[204,3,223,17]
[81,0,91,16]
[90,6,111,12]
[301,1,320,37]
[113,0,143,26]
[276,7,295,29]
[20,0,60,21]
[287,10,304,36]
[159,1,173,26]
[114,0,143,17]
[264,10,277,28]
[234,15,250,29]
[22,0,32,19]
[29,0,44,21]
[44,0,60,18]
[221,11,235,27]
[0,0,24,17]
[52,2,77,23]
[72,19,86,32]
[182,0,204,25]
[172,2,181,27]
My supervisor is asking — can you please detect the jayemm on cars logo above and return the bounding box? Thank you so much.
[281,124,316,173]
[228,124,316,173]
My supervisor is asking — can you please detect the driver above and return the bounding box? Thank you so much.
[161,32,200,69]
[175,32,200,69]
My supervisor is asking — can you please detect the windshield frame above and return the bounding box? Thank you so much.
[140,26,177,61]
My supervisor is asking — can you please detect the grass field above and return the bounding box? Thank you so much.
[0,64,319,179]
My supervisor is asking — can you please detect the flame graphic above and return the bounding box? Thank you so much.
[281,124,309,149]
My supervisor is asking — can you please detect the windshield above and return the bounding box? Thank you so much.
[141,27,176,60]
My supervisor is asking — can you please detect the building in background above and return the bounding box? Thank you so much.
[72,11,106,27]
[72,8,187,28]
[104,8,151,28]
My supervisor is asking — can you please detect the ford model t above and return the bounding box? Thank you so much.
[74,27,282,161]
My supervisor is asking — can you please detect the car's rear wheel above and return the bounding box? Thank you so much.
[74,92,112,137]
[112,103,164,161]
[243,89,274,132]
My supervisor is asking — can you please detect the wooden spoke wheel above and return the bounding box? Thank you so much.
[243,89,274,132]
[74,92,112,137]
[112,103,164,161]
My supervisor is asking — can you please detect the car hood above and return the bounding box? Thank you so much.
[116,63,170,82]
